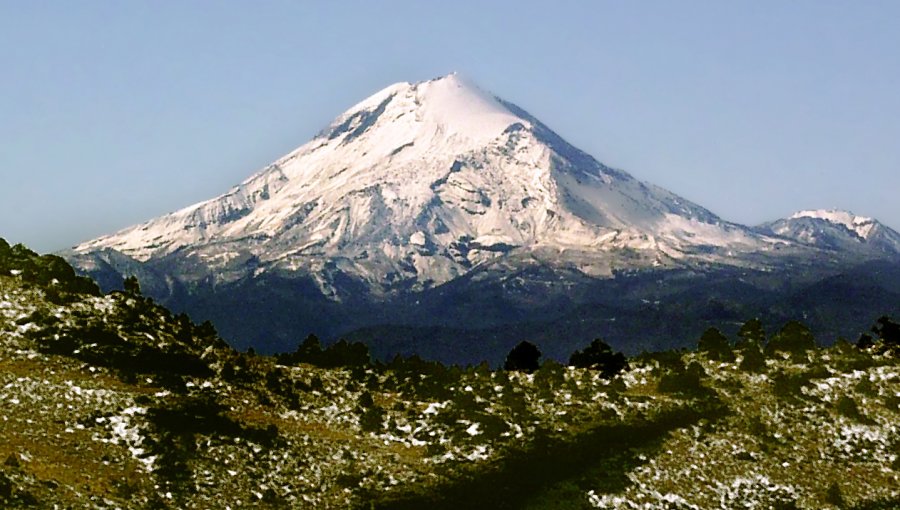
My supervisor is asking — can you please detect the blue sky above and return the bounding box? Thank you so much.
[1,1,899,252]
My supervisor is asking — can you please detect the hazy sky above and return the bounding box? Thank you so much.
[2,1,899,253]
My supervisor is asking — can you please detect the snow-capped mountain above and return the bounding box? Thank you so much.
[758,209,900,256]
[62,74,900,356]
[71,74,775,297]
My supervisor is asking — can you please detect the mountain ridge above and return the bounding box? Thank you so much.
[757,208,900,255]
[69,75,789,294]
[63,74,900,358]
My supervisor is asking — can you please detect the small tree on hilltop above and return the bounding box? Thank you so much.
[123,275,142,296]
[568,338,628,378]
[698,327,735,362]
[504,341,542,373]
[320,339,370,368]
[735,318,767,371]
[736,318,766,351]
[290,334,324,365]
[872,316,900,345]
[739,343,767,372]
[859,316,900,354]
[658,360,707,395]
[765,321,816,360]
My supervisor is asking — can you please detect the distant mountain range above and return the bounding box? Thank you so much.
[63,74,900,363]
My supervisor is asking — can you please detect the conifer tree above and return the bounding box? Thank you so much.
[698,327,735,362]
[568,338,628,378]
[123,275,142,296]
[765,321,816,360]
[504,341,541,373]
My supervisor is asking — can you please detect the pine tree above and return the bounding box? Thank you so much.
[568,338,628,378]
[123,275,142,296]
[698,327,734,362]
[504,341,541,373]
[736,318,765,351]
[765,321,816,360]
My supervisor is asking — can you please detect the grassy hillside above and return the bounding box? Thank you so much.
[1,238,898,508]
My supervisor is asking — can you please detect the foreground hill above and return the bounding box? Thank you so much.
[3,238,900,508]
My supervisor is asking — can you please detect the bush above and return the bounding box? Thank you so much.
[568,338,628,378]
[279,335,372,369]
[836,395,872,423]
[320,339,371,368]
[383,354,458,399]
[766,321,817,359]
[0,471,12,501]
[658,361,706,395]
[771,369,821,402]
[504,341,541,373]
[359,405,385,433]
[871,316,900,345]
[825,481,846,507]
[123,275,142,295]
[0,242,101,299]
[736,318,766,349]
[278,333,323,365]
[861,316,900,355]
[635,349,686,371]
[697,327,735,362]
[739,345,766,373]
[145,391,280,492]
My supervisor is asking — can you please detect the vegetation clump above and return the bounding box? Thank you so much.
[568,338,628,378]
[503,341,542,372]
[766,320,817,360]
[697,327,735,362]
[858,316,900,355]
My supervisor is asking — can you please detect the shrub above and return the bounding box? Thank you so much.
[836,395,872,424]
[278,333,324,366]
[320,339,371,368]
[280,336,372,369]
[736,318,766,349]
[123,275,142,295]
[825,481,846,507]
[861,316,900,355]
[771,370,819,402]
[766,321,817,359]
[871,316,900,345]
[697,327,735,362]
[359,405,385,433]
[635,349,686,374]
[739,345,767,372]
[504,341,541,373]
[658,361,706,395]
[0,471,12,501]
[568,338,628,378]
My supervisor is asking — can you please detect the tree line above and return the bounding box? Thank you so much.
[273,314,900,380]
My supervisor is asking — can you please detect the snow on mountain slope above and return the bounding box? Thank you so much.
[759,209,900,255]
[73,74,777,295]
[789,209,877,239]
